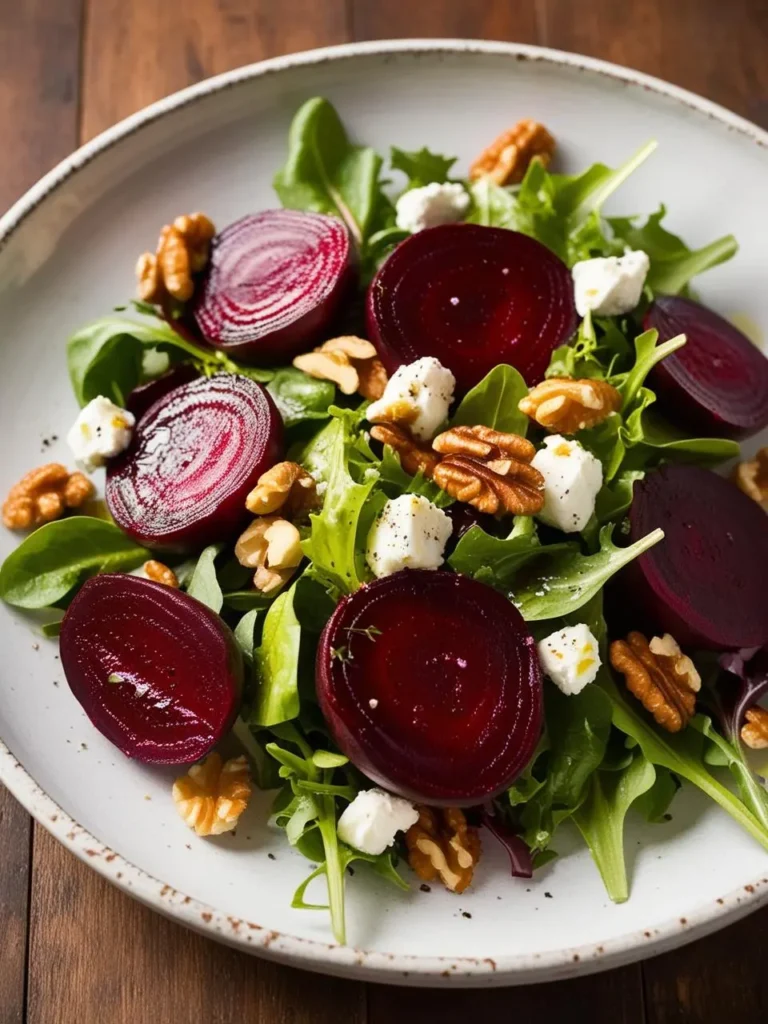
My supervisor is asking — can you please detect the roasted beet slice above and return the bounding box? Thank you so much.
[626,465,768,650]
[126,364,200,420]
[60,575,243,764]
[193,210,355,364]
[316,569,543,805]
[366,224,577,392]
[644,296,768,439]
[107,374,282,551]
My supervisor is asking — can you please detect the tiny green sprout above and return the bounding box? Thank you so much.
[345,625,382,642]
[331,645,352,663]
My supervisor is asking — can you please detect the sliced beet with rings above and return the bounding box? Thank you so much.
[625,464,768,650]
[366,224,577,392]
[193,210,356,364]
[644,296,768,439]
[126,364,200,420]
[107,374,283,552]
[60,575,243,764]
[316,569,543,805]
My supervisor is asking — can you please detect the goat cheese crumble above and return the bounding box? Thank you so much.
[538,624,601,695]
[532,435,603,534]
[395,182,470,233]
[66,396,135,473]
[366,494,453,578]
[337,788,419,856]
[572,249,650,317]
[367,356,455,442]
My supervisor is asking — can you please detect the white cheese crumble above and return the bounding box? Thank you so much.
[531,435,603,534]
[538,624,601,695]
[366,494,453,578]
[395,182,470,233]
[572,250,650,317]
[337,788,419,856]
[66,396,135,473]
[367,356,455,442]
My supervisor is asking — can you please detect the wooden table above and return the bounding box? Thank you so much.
[1,1,767,1021]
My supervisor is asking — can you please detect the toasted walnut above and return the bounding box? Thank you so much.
[293,336,388,400]
[235,516,302,594]
[519,378,622,434]
[405,807,481,894]
[431,425,544,515]
[2,463,95,530]
[245,461,319,518]
[741,706,768,749]
[173,753,251,837]
[143,560,179,588]
[469,119,556,186]
[732,447,768,511]
[610,631,701,733]
[369,423,442,479]
[136,212,215,303]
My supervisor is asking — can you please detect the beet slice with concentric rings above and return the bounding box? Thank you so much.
[61,574,243,764]
[107,373,283,552]
[366,224,577,392]
[625,464,768,650]
[316,569,543,805]
[644,296,768,439]
[126,363,200,420]
[193,210,355,364]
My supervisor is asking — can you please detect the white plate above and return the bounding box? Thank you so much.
[1,40,767,988]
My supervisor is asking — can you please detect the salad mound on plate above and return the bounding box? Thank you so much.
[2,99,768,944]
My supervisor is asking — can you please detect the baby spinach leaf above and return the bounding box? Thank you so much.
[222,590,275,612]
[451,364,529,435]
[231,717,281,790]
[573,752,657,903]
[273,97,387,247]
[249,585,301,728]
[0,517,149,609]
[185,544,224,613]
[634,765,679,823]
[233,608,262,661]
[390,146,457,189]
[267,368,336,428]
[690,715,768,833]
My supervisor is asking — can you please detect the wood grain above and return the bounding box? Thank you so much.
[0,789,31,1024]
[351,0,540,42]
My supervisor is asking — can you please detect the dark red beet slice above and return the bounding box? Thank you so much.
[366,224,577,392]
[626,465,768,650]
[126,364,200,420]
[644,296,768,439]
[107,374,282,552]
[193,210,355,364]
[316,569,543,805]
[60,575,242,764]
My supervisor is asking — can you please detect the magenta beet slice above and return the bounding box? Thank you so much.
[316,569,543,805]
[644,296,768,439]
[60,575,243,764]
[192,210,355,364]
[126,364,200,420]
[626,465,768,650]
[107,374,283,552]
[366,224,577,391]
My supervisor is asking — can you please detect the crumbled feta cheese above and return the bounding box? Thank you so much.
[538,624,601,695]
[337,788,418,856]
[367,356,455,442]
[395,182,470,234]
[66,396,135,473]
[572,250,650,317]
[366,494,453,578]
[532,435,603,534]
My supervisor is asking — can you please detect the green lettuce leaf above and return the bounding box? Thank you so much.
[448,516,541,582]
[249,585,301,728]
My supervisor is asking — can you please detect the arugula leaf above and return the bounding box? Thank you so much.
[273,97,388,247]
[614,329,687,410]
[448,516,541,582]
[0,517,149,609]
[222,590,275,612]
[692,715,768,833]
[573,752,657,902]
[231,717,281,790]
[377,445,452,507]
[185,544,223,613]
[267,368,336,428]
[390,146,456,189]
[450,364,529,435]
[634,765,679,822]
[466,177,516,229]
[249,585,301,728]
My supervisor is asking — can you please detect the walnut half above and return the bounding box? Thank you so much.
[293,336,388,400]
[136,212,215,304]
[519,377,622,434]
[469,119,556,186]
[173,753,251,837]
[732,447,768,511]
[405,806,481,894]
[2,463,94,530]
[245,461,319,518]
[610,631,701,732]
[742,706,768,749]
[234,516,303,594]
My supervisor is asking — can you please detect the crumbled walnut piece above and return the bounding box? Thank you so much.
[172,753,251,837]
[469,119,556,185]
[245,461,319,518]
[431,425,544,515]
[610,631,701,732]
[405,806,481,894]
[369,423,442,479]
[2,463,95,530]
[519,378,622,434]
[235,516,301,594]
[293,336,388,399]
[741,706,768,749]
[732,447,768,511]
[143,560,179,588]
[136,212,215,303]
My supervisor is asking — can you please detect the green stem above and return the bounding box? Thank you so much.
[317,794,346,944]
[569,140,658,228]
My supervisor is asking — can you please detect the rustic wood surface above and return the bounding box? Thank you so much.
[1,1,767,1021]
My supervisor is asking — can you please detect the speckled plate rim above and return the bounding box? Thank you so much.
[1,38,767,987]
